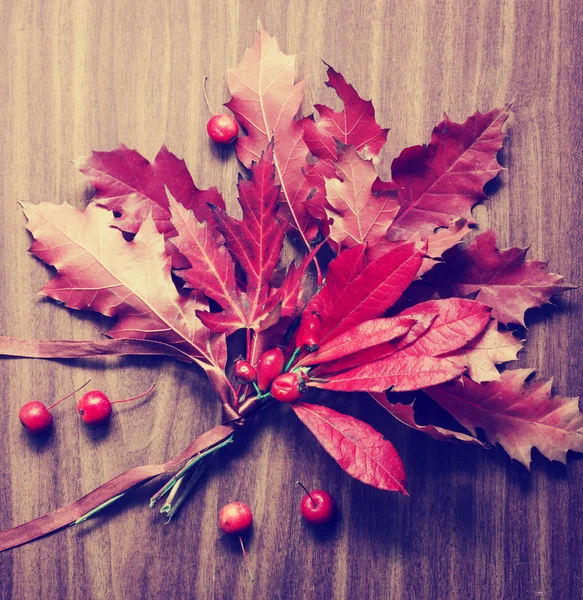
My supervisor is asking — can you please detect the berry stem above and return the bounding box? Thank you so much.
[284,348,301,372]
[47,379,92,410]
[296,481,317,508]
[111,383,156,405]
[74,492,125,525]
[202,76,216,116]
[149,434,234,507]
[239,535,254,582]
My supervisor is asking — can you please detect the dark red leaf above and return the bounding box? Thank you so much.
[291,402,407,493]
[373,107,509,241]
[369,393,484,445]
[75,144,224,234]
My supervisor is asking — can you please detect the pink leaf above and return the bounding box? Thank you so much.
[447,230,576,326]
[324,145,399,248]
[444,320,523,383]
[425,370,583,468]
[303,64,388,160]
[292,402,407,493]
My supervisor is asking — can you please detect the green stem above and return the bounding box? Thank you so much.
[149,434,234,507]
[74,493,126,525]
[285,347,301,372]
[162,461,207,522]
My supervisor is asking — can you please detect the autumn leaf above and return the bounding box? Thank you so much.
[324,145,399,249]
[312,298,489,392]
[226,27,317,244]
[292,402,407,493]
[369,393,484,445]
[444,320,523,383]
[303,63,388,160]
[425,370,583,468]
[373,107,510,241]
[447,230,576,326]
[75,144,224,235]
[306,242,424,345]
[21,201,226,370]
[197,150,288,333]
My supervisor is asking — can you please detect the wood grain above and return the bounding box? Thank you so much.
[0,0,581,598]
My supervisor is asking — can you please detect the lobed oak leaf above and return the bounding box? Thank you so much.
[303,64,389,160]
[75,144,224,235]
[444,319,523,383]
[425,370,583,468]
[373,107,510,241]
[369,393,484,445]
[447,230,576,326]
[227,27,317,243]
[324,145,399,248]
[21,201,225,369]
[291,402,407,493]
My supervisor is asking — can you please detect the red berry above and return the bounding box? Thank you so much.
[296,311,322,352]
[300,489,336,525]
[256,348,285,392]
[77,391,112,425]
[271,372,307,402]
[219,501,253,534]
[207,114,239,144]
[18,401,53,434]
[234,360,256,384]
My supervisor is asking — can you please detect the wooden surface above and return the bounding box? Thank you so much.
[0,1,582,598]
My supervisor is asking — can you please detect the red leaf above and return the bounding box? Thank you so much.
[226,27,316,243]
[75,144,224,234]
[324,145,399,248]
[303,64,388,160]
[314,355,464,393]
[448,230,576,326]
[196,149,285,333]
[369,393,484,445]
[291,402,407,493]
[444,320,523,383]
[300,316,417,367]
[0,424,234,552]
[425,370,583,468]
[373,107,509,241]
[307,242,424,344]
[21,202,225,368]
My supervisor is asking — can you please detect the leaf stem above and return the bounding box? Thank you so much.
[162,460,207,522]
[149,434,234,507]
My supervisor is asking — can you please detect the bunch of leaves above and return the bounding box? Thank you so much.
[0,26,578,553]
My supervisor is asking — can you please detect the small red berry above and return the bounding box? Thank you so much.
[77,383,155,426]
[77,391,112,425]
[256,347,285,392]
[219,501,253,534]
[234,360,256,384]
[207,114,239,145]
[299,486,336,525]
[271,372,307,402]
[296,311,322,352]
[19,401,53,434]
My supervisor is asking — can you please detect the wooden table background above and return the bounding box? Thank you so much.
[0,1,581,598]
